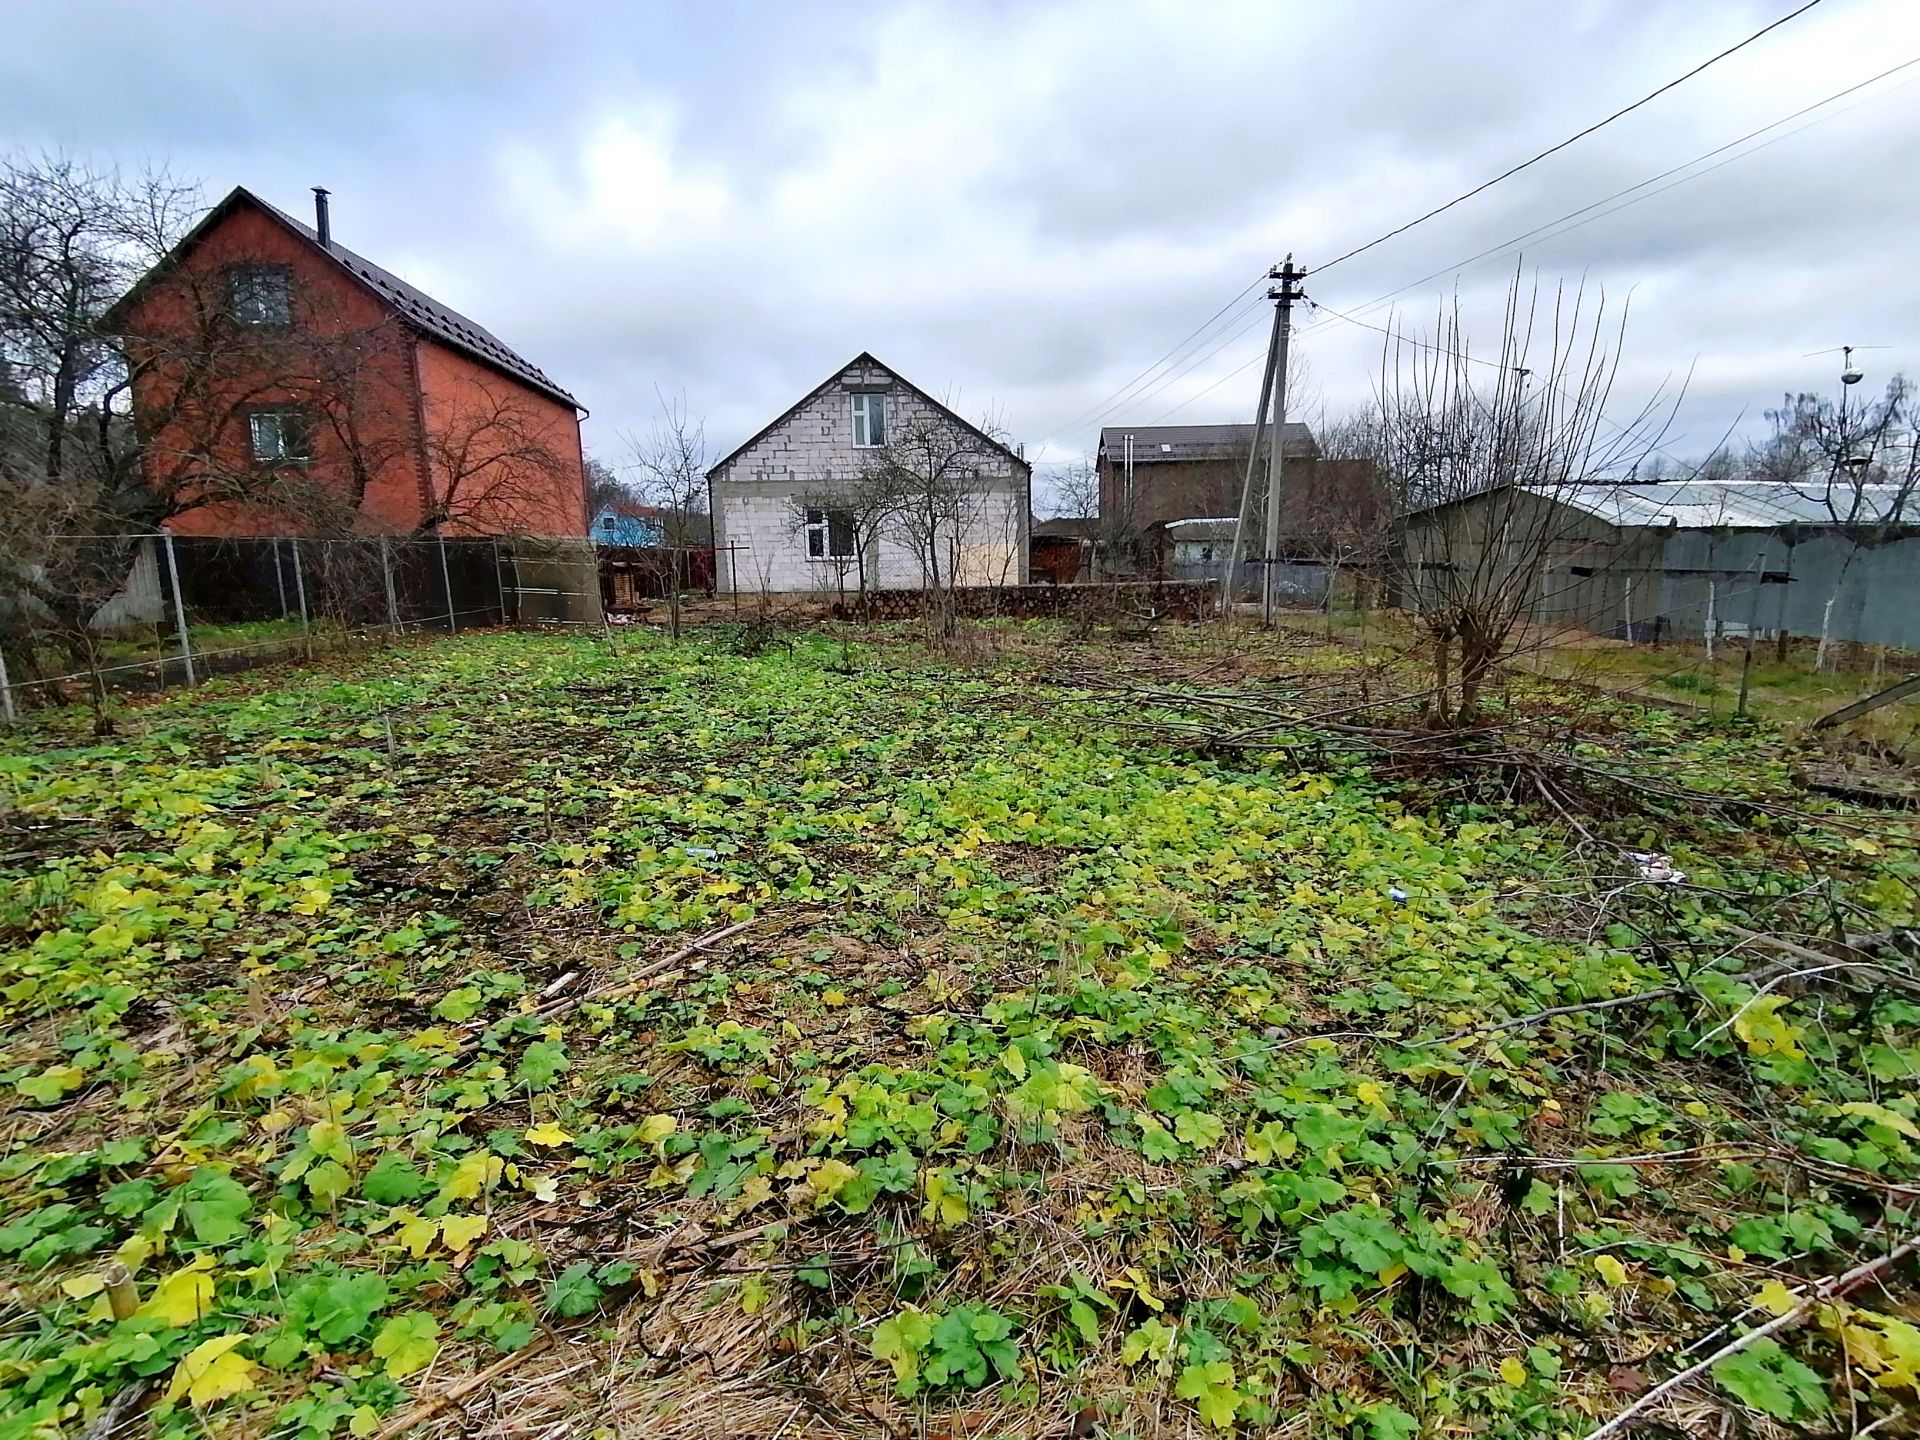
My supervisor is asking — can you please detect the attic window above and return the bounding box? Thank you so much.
[852,393,887,448]
[1161,443,1173,452]
[226,263,292,327]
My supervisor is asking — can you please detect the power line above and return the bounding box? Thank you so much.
[1313,0,1827,276]
[1051,275,1270,438]
[1327,53,1920,330]
[1148,53,1917,425]
[1059,0,1850,446]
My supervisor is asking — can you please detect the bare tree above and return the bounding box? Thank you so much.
[583,453,628,520]
[418,385,575,536]
[865,405,1017,639]
[1754,375,1920,669]
[0,154,200,729]
[627,390,709,640]
[1373,273,1669,724]
[786,468,893,609]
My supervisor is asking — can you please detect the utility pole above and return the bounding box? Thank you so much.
[1220,303,1283,618]
[1261,257,1306,624]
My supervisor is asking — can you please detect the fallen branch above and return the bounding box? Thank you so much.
[1584,1230,1920,1440]
[1726,925,1920,1000]
[373,1333,554,1440]
[454,916,769,1059]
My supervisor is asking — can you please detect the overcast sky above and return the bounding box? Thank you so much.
[5,0,1918,504]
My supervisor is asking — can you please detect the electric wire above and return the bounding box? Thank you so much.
[1312,0,1826,276]
[1069,0,1835,435]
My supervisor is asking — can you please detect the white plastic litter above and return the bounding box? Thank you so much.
[1627,851,1686,884]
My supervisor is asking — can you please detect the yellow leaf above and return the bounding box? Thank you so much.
[442,1153,504,1201]
[1378,1262,1408,1287]
[164,1333,258,1407]
[807,1158,859,1201]
[821,989,849,1007]
[1001,1045,1027,1081]
[730,1174,775,1216]
[439,1214,488,1255]
[637,1114,678,1151]
[524,1122,573,1147]
[1592,1255,1630,1288]
[140,1263,217,1327]
[349,1405,381,1437]
[396,1215,440,1259]
[1837,1102,1920,1141]
[1733,995,1805,1060]
[61,1273,106,1300]
[1499,1357,1528,1387]
[1754,1279,1799,1317]
[1119,1266,1165,1312]
[1355,1081,1388,1112]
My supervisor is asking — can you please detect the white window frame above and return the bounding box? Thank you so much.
[248,408,311,465]
[851,392,887,449]
[804,506,857,561]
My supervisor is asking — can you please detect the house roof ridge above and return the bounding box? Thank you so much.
[707,351,1028,479]
[109,185,580,413]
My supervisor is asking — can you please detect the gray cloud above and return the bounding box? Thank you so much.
[3,0,1915,490]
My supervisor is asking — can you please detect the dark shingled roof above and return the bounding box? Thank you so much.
[1032,517,1101,540]
[1098,422,1317,463]
[110,186,580,412]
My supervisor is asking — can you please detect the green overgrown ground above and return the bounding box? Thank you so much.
[3,622,1919,1439]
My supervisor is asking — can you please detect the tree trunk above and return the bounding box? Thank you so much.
[1430,631,1454,728]
[1458,634,1499,722]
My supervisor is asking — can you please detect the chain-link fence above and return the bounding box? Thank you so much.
[0,532,601,720]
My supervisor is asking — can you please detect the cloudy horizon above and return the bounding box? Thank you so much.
[6,0,1917,505]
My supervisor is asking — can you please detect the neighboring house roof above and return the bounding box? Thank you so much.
[1533,479,1920,530]
[1098,422,1318,463]
[107,186,581,412]
[707,351,1030,479]
[592,502,714,546]
[1157,516,1240,541]
[1032,517,1101,540]
[597,501,670,521]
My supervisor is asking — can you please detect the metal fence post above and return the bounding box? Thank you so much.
[0,642,15,723]
[380,537,400,634]
[438,535,456,633]
[290,539,314,658]
[161,532,196,686]
[492,537,511,625]
[272,539,288,617]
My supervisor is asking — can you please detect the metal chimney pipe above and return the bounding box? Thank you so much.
[312,187,332,249]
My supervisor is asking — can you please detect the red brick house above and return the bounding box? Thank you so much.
[107,186,589,538]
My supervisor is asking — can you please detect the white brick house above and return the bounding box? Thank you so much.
[707,353,1030,594]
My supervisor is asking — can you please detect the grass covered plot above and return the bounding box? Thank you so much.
[2,626,1919,1439]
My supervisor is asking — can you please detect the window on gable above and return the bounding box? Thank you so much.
[851,392,887,448]
[805,507,857,560]
[226,263,293,327]
[248,408,311,465]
